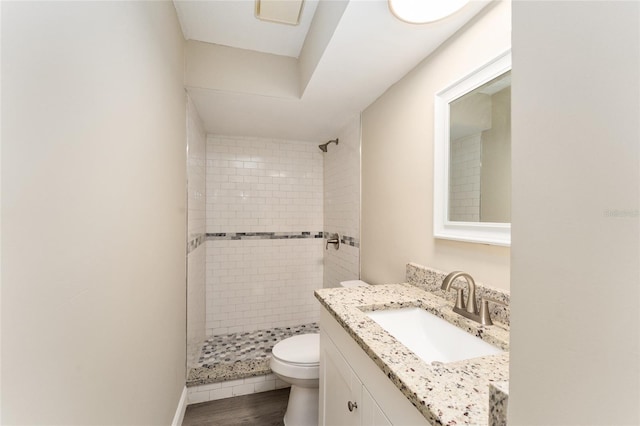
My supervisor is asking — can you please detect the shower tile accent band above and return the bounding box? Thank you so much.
[206,231,324,241]
[194,232,360,251]
[188,233,206,254]
[323,231,360,248]
[340,234,360,248]
[204,231,361,247]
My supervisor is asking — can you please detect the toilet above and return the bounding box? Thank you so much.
[270,280,370,426]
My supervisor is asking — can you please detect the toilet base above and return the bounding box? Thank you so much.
[283,384,319,426]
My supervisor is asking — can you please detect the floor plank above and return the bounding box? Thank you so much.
[182,388,290,426]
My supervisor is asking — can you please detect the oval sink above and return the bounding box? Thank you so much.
[365,307,503,364]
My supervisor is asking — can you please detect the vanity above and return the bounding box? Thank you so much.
[315,264,510,425]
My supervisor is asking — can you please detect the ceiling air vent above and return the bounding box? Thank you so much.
[255,0,304,26]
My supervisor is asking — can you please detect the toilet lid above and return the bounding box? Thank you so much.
[272,333,319,365]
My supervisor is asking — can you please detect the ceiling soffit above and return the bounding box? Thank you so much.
[178,0,494,141]
[173,0,319,58]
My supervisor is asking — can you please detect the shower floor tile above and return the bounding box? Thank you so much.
[187,323,319,386]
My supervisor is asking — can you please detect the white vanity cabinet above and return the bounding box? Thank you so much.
[361,387,392,426]
[319,308,428,426]
[320,325,391,426]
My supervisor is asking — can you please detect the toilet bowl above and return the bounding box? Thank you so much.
[270,280,370,426]
[270,333,320,426]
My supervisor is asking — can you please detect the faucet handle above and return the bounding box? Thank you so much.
[479,297,507,326]
[454,288,466,310]
[325,233,340,250]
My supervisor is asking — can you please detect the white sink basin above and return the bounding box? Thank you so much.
[365,307,503,364]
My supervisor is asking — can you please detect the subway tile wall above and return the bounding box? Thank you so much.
[206,136,323,233]
[323,116,361,288]
[187,247,206,366]
[206,135,324,335]
[449,133,481,222]
[205,238,322,335]
[187,373,289,404]
[187,98,207,363]
[187,101,206,241]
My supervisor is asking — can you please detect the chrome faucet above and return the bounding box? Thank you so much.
[441,271,503,325]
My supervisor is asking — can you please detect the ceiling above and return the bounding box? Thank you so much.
[173,0,319,58]
[173,0,492,143]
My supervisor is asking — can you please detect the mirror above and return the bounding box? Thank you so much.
[449,71,511,223]
[434,50,511,246]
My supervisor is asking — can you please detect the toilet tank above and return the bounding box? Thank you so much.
[339,280,370,288]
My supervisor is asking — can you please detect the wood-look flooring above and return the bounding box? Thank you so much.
[182,388,290,426]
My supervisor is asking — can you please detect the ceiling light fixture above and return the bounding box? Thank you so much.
[388,0,469,24]
[255,0,304,26]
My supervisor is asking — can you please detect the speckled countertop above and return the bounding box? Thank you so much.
[315,283,509,426]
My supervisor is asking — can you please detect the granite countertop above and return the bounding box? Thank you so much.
[315,283,509,426]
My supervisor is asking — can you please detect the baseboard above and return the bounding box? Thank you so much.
[172,386,188,426]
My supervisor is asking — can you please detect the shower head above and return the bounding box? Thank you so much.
[318,138,339,153]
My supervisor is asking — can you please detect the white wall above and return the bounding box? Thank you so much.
[361,1,511,290]
[185,40,299,98]
[187,97,207,366]
[1,2,186,424]
[205,136,323,335]
[509,1,640,423]
[323,115,361,288]
[0,3,3,417]
[298,0,349,94]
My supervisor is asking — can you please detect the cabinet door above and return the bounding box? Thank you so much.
[320,331,361,426]
[361,387,392,426]
[320,308,430,426]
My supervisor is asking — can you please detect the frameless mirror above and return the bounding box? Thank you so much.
[434,50,511,246]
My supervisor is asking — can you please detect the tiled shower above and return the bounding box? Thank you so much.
[322,116,361,288]
[204,135,324,336]
[185,106,361,401]
[186,98,207,366]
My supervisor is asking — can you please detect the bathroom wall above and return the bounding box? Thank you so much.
[323,115,361,288]
[510,1,640,423]
[360,0,511,290]
[187,97,207,365]
[1,2,187,424]
[205,136,323,335]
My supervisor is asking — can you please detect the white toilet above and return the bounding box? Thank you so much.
[270,280,370,426]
